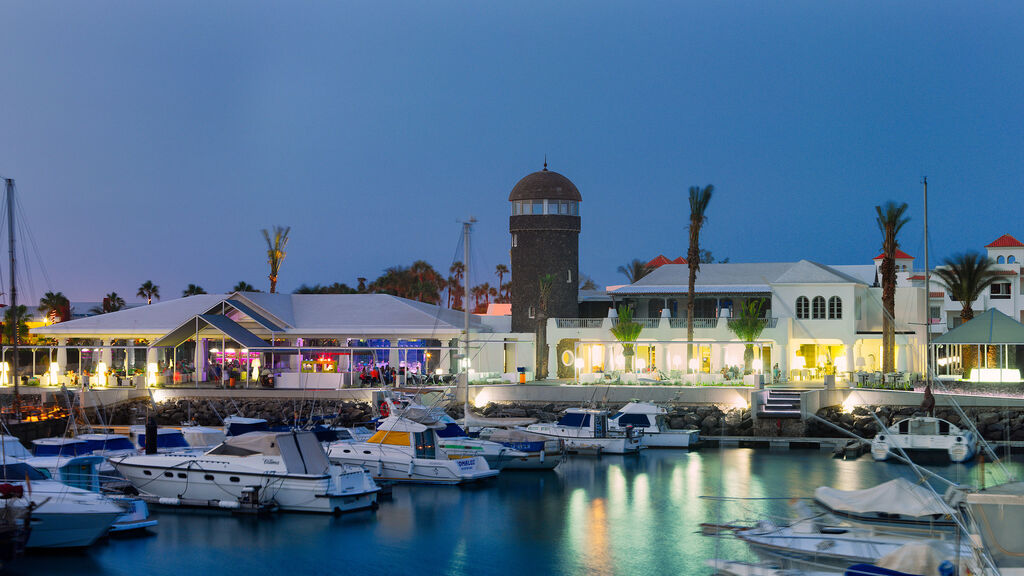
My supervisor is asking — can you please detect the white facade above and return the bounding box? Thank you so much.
[929,234,1024,332]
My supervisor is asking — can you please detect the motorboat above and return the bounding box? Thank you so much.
[731,513,970,572]
[180,426,227,450]
[0,459,122,548]
[224,416,270,436]
[871,417,977,463]
[75,433,137,457]
[608,402,700,448]
[0,436,31,461]
[112,430,379,514]
[327,413,498,485]
[43,455,157,534]
[474,427,563,470]
[525,408,643,454]
[430,414,526,470]
[0,482,31,566]
[813,478,957,531]
[956,480,1024,575]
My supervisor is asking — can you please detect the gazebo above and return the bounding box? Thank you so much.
[932,309,1024,383]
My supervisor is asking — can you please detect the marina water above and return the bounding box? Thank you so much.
[16,448,1022,576]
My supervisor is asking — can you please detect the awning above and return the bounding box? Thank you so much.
[932,309,1024,345]
[151,315,269,349]
[224,299,286,331]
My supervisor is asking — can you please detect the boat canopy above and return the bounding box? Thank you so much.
[212,431,330,475]
[225,416,270,436]
[814,478,950,518]
[436,422,468,438]
[615,402,667,415]
[375,414,441,433]
[0,436,31,459]
[557,413,592,428]
[32,438,89,457]
[135,429,191,450]
[77,434,135,453]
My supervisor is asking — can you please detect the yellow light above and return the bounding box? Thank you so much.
[49,362,60,387]
[474,389,490,408]
[792,356,806,369]
[0,362,9,386]
[96,361,108,387]
[834,356,847,368]
[147,362,159,387]
[688,358,698,370]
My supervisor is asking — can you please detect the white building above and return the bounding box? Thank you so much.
[546,257,927,383]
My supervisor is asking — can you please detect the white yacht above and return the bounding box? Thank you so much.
[40,455,157,534]
[180,426,227,450]
[608,402,700,448]
[525,408,643,454]
[871,416,977,463]
[474,428,563,470]
[431,414,526,470]
[327,414,498,485]
[1,459,123,548]
[813,478,957,531]
[113,431,379,514]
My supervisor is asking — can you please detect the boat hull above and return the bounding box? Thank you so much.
[113,461,377,514]
[500,450,562,470]
[27,510,122,548]
[329,454,498,485]
[640,430,699,448]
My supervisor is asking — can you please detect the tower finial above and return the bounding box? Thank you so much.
[543,154,547,171]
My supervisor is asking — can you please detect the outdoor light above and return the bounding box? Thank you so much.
[637,359,647,371]
[574,357,584,369]
[210,348,220,354]
[96,361,108,387]
[672,355,682,368]
[49,362,59,387]
[688,358,698,371]
[834,356,847,369]
[435,368,444,375]
[241,349,248,354]
[147,362,159,387]
[250,358,261,381]
[0,362,9,386]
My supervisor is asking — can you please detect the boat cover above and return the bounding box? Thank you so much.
[181,427,227,448]
[220,431,330,475]
[874,541,948,575]
[815,478,949,518]
[463,414,537,427]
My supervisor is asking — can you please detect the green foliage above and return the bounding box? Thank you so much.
[137,280,160,304]
[610,305,643,370]
[370,260,446,304]
[90,292,127,314]
[293,282,357,294]
[727,299,767,372]
[262,225,291,293]
[38,291,71,322]
[617,259,650,283]
[2,305,29,344]
[182,284,206,297]
[232,281,257,292]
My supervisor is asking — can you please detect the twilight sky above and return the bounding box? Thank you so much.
[1,2,1022,303]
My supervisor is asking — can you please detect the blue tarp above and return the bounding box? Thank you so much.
[78,437,135,453]
[137,431,190,450]
[436,423,468,438]
[557,413,591,428]
[32,439,89,457]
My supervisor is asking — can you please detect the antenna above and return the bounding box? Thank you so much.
[543,155,547,171]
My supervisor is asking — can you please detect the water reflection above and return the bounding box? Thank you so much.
[14,449,1024,576]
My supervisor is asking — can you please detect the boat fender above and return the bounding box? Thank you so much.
[218,500,241,509]
[377,461,384,476]
[539,449,545,464]
[158,497,181,506]
[408,460,415,476]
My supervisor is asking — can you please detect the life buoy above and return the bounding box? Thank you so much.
[379,401,391,418]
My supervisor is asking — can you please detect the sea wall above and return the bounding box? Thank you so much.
[80,397,375,427]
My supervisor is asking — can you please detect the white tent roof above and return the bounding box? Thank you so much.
[814,478,950,518]
[608,260,866,296]
[33,292,489,340]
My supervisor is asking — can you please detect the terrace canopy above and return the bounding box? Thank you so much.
[152,315,269,349]
[932,309,1024,382]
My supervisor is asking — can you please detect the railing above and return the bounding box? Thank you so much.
[608,318,661,328]
[669,318,719,329]
[726,317,778,329]
[554,318,603,329]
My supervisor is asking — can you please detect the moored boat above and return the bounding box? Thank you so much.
[813,478,956,531]
[525,408,643,454]
[609,401,700,448]
[113,430,379,514]
[475,428,563,470]
[871,417,977,463]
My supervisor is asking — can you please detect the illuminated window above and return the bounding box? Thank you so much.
[828,296,842,319]
[812,296,826,319]
[796,296,809,319]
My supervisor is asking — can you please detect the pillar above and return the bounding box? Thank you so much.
[56,338,68,374]
[388,338,399,368]
[101,339,113,368]
[194,338,207,382]
[897,343,908,373]
[146,346,158,366]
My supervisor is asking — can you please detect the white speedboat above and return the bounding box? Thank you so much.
[474,427,563,470]
[180,426,227,450]
[813,478,957,531]
[113,431,379,514]
[40,455,157,534]
[1,459,122,548]
[871,417,977,463]
[525,408,643,454]
[609,402,700,448]
[431,415,526,470]
[327,414,498,485]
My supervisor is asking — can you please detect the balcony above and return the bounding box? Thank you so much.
[669,318,718,329]
[554,318,603,329]
[726,317,778,329]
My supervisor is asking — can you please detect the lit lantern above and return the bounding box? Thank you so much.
[49,362,60,387]
[147,363,159,387]
[251,358,261,381]
[96,361,108,387]
[0,362,9,386]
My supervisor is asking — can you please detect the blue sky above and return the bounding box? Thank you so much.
[1,2,1022,302]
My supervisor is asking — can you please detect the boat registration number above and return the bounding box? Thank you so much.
[455,458,476,471]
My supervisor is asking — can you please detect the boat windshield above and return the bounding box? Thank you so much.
[0,463,47,481]
[909,420,938,436]
[614,414,651,428]
[557,413,591,428]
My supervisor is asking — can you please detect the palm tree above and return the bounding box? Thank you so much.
[875,201,910,373]
[617,259,650,284]
[449,262,465,310]
[535,274,557,379]
[495,264,509,300]
[727,299,768,373]
[38,291,71,323]
[232,281,256,292]
[933,252,1000,377]
[2,305,29,344]
[357,278,367,293]
[579,274,598,291]
[90,292,126,314]
[262,225,291,293]
[687,184,714,366]
[137,280,160,305]
[610,305,643,372]
[182,284,207,297]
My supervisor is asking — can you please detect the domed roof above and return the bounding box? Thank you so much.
[509,167,582,202]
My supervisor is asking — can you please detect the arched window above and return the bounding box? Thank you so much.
[828,296,842,319]
[812,296,826,319]
[1010,256,1017,264]
[997,256,1005,264]
[796,296,809,319]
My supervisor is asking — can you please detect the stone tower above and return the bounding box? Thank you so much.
[509,164,581,333]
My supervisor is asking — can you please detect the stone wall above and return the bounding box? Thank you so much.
[80,397,375,427]
[810,404,1024,442]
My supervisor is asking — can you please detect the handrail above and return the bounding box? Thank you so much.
[726,317,778,329]
[669,318,718,329]
[554,318,603,329]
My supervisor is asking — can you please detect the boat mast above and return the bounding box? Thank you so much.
[6,178,19,420]
[923,176,930,385]
[462,217,475,419]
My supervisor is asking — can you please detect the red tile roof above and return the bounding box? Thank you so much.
[671,256,687,264]
[995,270,1018,275]
[986,234,1024,248]
[908,275,925,280]
[646,255,687,268]
[874,249,914,260]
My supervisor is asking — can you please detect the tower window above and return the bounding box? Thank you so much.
[528,306,535,318]
[511,233,517,248]
[1010,256,1017,264]
[532,200,543,215]
[567,269,572,283]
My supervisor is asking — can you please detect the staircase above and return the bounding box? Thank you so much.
[757,390,802,419]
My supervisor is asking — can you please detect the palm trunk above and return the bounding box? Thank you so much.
[881,256,896,373]
[536,316,548,380]
[743,344,754,373]
[961,307,976,376]
[269,276,277,294]
[687,224,700,369]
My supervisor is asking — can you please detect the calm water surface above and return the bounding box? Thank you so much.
[15,448,1022,576]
